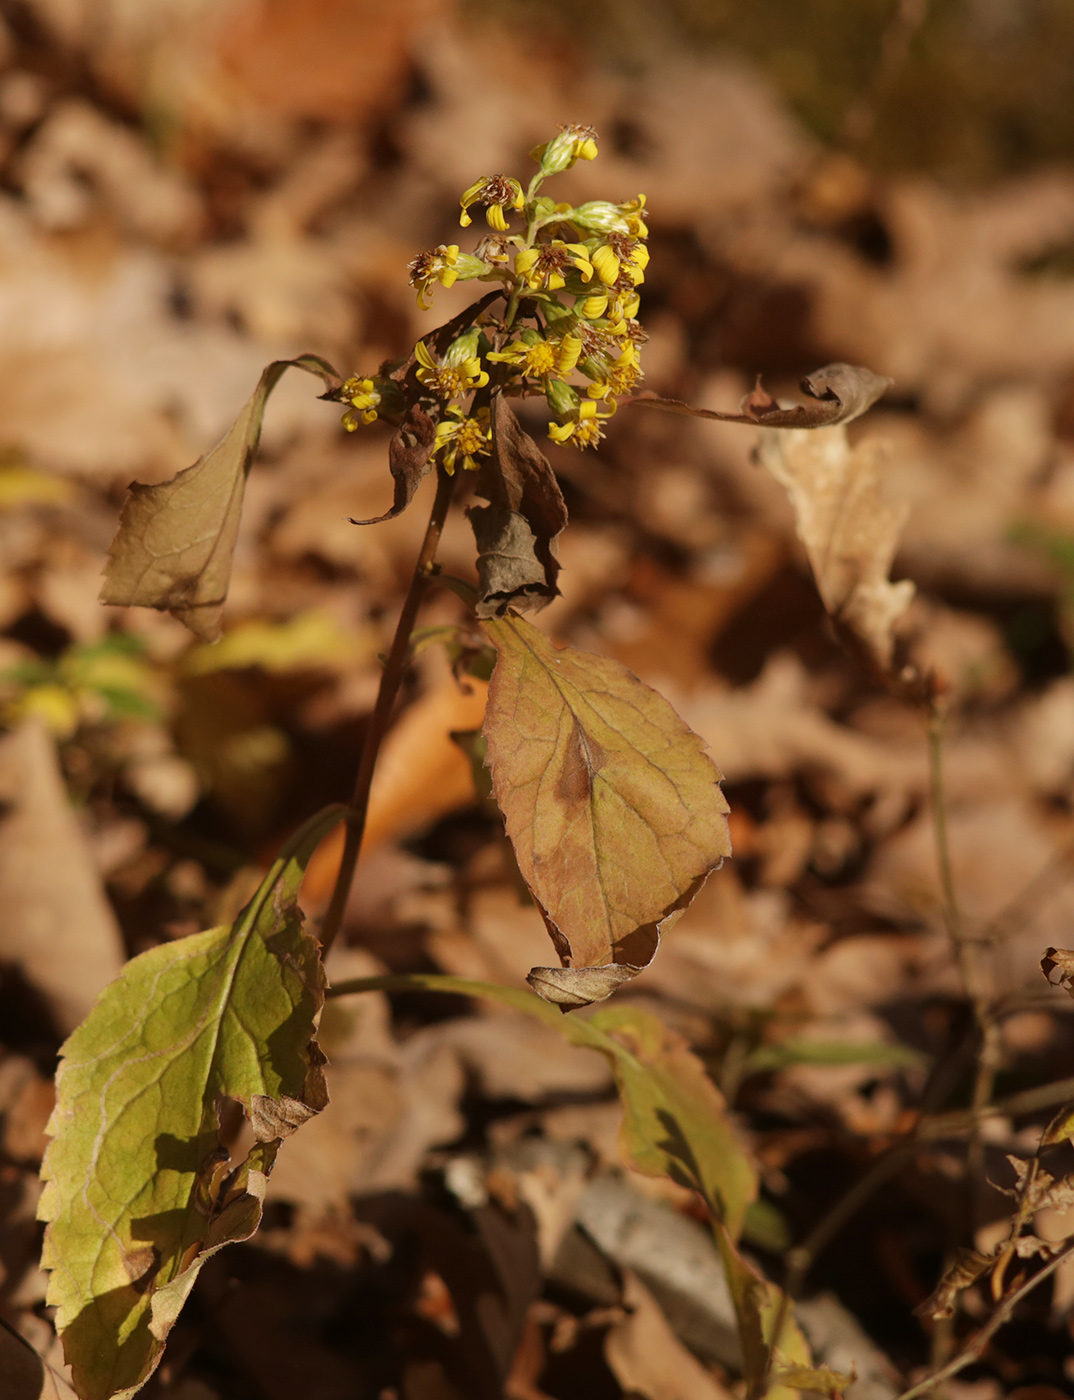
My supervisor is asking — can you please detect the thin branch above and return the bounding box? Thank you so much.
[890,1237,1074,1400]
[318,466,457,955]
[928,698,1003,1232]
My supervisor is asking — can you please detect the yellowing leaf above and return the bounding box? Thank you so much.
[100,356,341,642]
[481,615,730,1006]
[38,805,343,1400]
[588,1003,757,1241]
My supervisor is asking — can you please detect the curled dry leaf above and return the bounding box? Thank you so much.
[100,355,342,641]
[480,614,730,1007]
[634,362,893,430]
[351,291,503,527]
[38,806,342,1400]
[756,426,915,676]
[469,393,568,617]
[1042,947,1074,997]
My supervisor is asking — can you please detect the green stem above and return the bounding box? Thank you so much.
[318,466,457,956]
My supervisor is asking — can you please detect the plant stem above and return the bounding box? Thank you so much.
[889,1236,1074,1400]
[318,465,457,955]
[928,698,1003,1236]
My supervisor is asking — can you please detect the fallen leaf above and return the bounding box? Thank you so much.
[101,355,342,640]
[481,615,730,1007]
[0,720,124,1033]
[38,805,342,1400]
[605,1271,732,1400]
[470,394,568,617]
[634,362,892,430]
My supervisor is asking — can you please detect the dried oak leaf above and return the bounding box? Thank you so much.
[469,392,568,617]
[756,426,915,676]
[101,355,341,641]
[634,362,893,430]
[481,614,730,1008]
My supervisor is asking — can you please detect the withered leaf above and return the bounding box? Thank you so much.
[756,426,915,676]
[351,292,503,527]
[634,361,893,430]
[917,1247,993,1320]
[470,393,568,617]
[351,401,438,526]
[1042,947,1074,997]
[101,355,341,641]
[481,614,730,1008]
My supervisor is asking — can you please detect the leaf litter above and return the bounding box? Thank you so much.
[3,3,1074,1398]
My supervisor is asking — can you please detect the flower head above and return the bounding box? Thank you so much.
[340,375,403,430]
[408,245,459,309]
[459,175,525,231]
[532,124,599,175]
[548,396,616,449]
[514,240,593,292]
[434,406,491,475]
[487,329,583,379]
[618,194,649,238]
[589,233,649,288]
[415,331,489,401]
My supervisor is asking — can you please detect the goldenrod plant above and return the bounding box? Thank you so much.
[40,129,892,1400]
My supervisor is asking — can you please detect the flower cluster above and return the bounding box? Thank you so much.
[339,124,648,464]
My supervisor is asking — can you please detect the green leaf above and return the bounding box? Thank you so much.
[480,614,730,1006]
[100,356,341,641]
[38,804,343,1400]
[743,1038,927,1075]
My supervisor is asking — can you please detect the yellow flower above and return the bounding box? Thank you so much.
[548,397,616,449]
[435,406,491,474]
[586,342,642,399]
[576,291,609,319]
[408,245,460,310]
[619,194,649,238]
[590,233,649,288]
[459,175,524,230]
[415,335,489,400]
[341,376,383,429]
[487,331,583,379]
[514,241,593,292]
[532,124,599,174]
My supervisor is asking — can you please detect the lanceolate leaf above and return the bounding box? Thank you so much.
[101,356,341,641]
[480,614,730,1007]
[38,805,343,1400]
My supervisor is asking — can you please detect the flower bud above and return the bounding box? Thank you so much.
[569,201,630,234]
[532,124,599,175]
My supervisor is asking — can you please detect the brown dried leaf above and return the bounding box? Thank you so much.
[605,1272,732,1400]
[634,362,892,430]
[481,614,730,1007]
[756,427,915,675]
[350,401,438,526]
[101,355,341,640]
[1042,947,1074,997]
[0,720,124,1034]
[917,1247,993,1320]
[470,394,568,617]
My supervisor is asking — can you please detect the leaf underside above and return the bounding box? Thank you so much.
[480,614,730,1007]
[100,356,341,641]
[38,806,343,1400]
